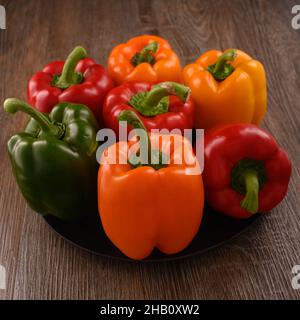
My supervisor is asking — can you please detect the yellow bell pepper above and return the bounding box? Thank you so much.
[183,49,267,129]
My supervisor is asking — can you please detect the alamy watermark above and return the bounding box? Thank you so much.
[292,265,300,290]
[292,5,300,30]
[0,264,6,290]
[96,124,204,175]
[0,5,6,30]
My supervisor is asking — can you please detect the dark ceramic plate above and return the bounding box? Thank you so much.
[43,206,261,262]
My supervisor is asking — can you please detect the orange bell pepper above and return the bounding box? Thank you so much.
[183,49,267,129]
[98,111,204,260]
[108,35,182,85]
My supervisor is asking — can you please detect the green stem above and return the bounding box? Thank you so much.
[213,50,236,74]
[240,169,259,214]
[118,110,168,170]
[145,82,190,105]
[53,46,87,89]
[207,49,237,81]
[129,82,191,117]
[119,110,151,164]
[4,98,63,137]
[131,42,159,66]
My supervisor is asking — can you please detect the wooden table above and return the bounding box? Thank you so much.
[0,0,299,300]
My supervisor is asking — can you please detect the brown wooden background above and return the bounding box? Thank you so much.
[0,0,299,300]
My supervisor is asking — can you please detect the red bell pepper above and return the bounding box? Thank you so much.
[203,124,291,219]
[103,81,194,136]
[27,46,113,123]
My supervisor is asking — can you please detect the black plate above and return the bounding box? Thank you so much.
[43,206,261,262]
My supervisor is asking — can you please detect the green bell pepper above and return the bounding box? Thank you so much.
[4,98,99,221]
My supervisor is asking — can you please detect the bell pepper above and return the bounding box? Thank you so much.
[203,124,291,219]
[103,81,194,136]
[4,98,99,221]
[98,110,204,260]
[27,46,113,123]
[107,35,182,85]
[183,49,267,129]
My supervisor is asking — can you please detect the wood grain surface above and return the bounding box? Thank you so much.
[0,0,299,300]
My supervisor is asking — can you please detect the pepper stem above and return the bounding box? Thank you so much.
[4,98,62,136]
[131,42,159,66]
[118,110,168,170]
[53,46,87,89]
[207,49,237,81]
[240,169,259,214]
[145,82,190,105]
[129,82,191,117]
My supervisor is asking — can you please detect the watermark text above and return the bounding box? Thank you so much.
[96,125,204,175]
[292,5,300,30]
[292,265,300,290]
[0,5,6,30]
[0,264,6,290]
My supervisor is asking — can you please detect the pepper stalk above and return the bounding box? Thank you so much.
[207,49,237,81]
[118,110,168,170]
[52,46,87,89]
[231,158,266,214]
[129,82,191,117]
[4,98,64,138]
[131,42,159,66]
